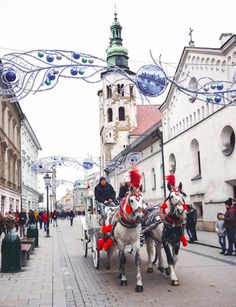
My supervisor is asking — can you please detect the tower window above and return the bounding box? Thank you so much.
[107,108,113,122]
[106,85,112,98]
[117,84,124,96]
[130,85,134,97]
[119,107,125,121]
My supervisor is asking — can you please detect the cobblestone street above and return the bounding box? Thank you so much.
[0,217,236,307]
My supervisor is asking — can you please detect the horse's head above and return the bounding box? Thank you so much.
[126,189,146,220]
[167,181,186,217]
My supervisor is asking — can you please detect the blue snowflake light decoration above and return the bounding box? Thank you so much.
[0,49,235,105]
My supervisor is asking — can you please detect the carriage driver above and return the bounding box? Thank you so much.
[94,177,116,218]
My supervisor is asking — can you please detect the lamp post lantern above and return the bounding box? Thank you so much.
[43,173,51,237]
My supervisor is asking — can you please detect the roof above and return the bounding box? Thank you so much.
[130,105,161,135]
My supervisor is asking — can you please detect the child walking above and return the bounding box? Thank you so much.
[215,212,226,254]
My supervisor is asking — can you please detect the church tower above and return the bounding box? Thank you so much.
[98,12,138,171]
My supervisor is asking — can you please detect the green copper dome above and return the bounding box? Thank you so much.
[106,12,129,69]
[107,45,128,56]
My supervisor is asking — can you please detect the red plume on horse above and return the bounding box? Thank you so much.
[129,166,142,189]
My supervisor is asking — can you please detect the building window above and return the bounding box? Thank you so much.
[201,106,205,119]
[221,126,235,156]
[169,153,176,173]
[130,85,134,97]
[107,108,113,122]
[106,85,112,98]
[151,168,156,190]
[197,109,200,121]
[118,107,125,121]
[186,117,189,129]
[142,172,146,192]
[191,139,201,180]
[117,84,124,96]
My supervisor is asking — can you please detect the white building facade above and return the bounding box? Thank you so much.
[160,34,236,230]
[107,34,236,231]
[21,117,42,211]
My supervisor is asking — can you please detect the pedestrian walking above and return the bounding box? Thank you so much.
[38,211,43,229]
[28,209,35,225]
[34,209,39,228]
[215,211,226,254]
[186,204,198,243]
[0,212,4,238]
[223,198,236,256]
[69,209,75,226]
[42,211,48,232]
[15,210,19,232]
[52,210,58,227]
[18,209,27,237]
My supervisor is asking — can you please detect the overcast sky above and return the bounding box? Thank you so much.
[0,0,235,198]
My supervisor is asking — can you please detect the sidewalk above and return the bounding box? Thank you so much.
[195,230,220,248]
[0,225,66,307]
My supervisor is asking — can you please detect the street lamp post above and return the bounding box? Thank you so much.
[155,127,167,199]
[43,173,51,237]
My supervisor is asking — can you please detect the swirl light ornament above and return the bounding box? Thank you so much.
[0,49,235,105]
[31,156,100,173]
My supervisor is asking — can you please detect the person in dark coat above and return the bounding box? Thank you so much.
[69,210,75,226]
[28,209,35,225]
[95,177,116,217]
[223,198,236,256]
[186,204,198,243]
[118,182,129,200]
[18,209,27,237]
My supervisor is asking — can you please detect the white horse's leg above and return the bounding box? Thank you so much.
[163,242,179,286]
[119,249,127,286]
[105,245,115,270]
[156,243,165,273]
[135,250,143,292]
[172,243,180,267]
[133,240,143,292]
[146,236,154,273]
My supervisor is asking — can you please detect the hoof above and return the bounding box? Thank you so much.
[120,280,128,286]
[147,267,153,273]
[171,280,179,286]
[157,266,165,273]
[135,285,143,292]
[165,268,171,276]
[105,263,110,270]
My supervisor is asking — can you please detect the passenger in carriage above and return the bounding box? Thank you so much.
[94,177,116,218]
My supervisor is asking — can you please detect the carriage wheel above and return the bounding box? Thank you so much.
[92,233,100,269]
[82,229,88,258]
[152,243,158,264]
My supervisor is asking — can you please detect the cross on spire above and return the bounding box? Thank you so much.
[114,4,117,20]
[189,28,195,47]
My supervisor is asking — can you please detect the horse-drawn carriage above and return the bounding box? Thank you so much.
[81,169,188,291]
[81,200,103,269]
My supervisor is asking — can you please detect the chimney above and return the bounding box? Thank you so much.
[219,33,233,46]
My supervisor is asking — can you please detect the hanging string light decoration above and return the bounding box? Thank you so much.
[31,155,101,173]
[0,49,235,105]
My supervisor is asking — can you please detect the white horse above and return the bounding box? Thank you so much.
[104,189,145,292]
[144,181,187,286]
